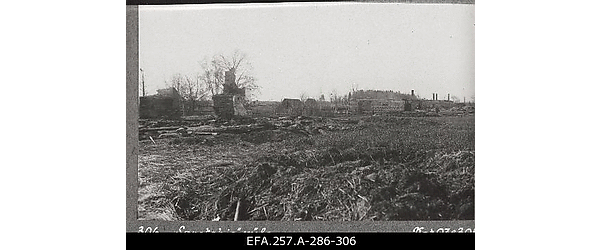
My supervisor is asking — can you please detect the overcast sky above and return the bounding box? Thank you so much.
[139,3,474,101]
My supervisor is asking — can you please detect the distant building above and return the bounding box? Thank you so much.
[276,98,304,116]
[139,87,183,119]
[403,99,412,111]
[302,98,320,116]
[356,99,404,115]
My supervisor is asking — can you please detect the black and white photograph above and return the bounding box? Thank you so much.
[133,1,475,224]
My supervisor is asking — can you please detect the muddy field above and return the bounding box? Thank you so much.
[137,114,474,221]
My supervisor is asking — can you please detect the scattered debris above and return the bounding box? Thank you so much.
[139,116,356,142]
[157,133,181,139]
[138,114,474,221]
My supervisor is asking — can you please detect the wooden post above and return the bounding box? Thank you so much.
[234,199,241,221]
[140,68,145,97]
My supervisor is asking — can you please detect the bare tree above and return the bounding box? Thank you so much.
[299,91,309,102]
[169,73,208,115]
[169,74,185,94]
[329,89,339,103]
[451,95,461,103]
[200,57,225,96]
[199,50,260,99]
[330,89,340,113]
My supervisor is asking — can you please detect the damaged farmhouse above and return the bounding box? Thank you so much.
[212,68,248,119]
[139,87,183,119]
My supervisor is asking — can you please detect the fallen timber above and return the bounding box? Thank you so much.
[139,123,275,138]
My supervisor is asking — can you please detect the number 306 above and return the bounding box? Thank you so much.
[138,226,159,233]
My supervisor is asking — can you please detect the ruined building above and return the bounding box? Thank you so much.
[139,87,183,119]
[302,98,320,116]
[356,99,406,115]
[212,68,247,119]
[275,98,304,117]
[351,89,421,115]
